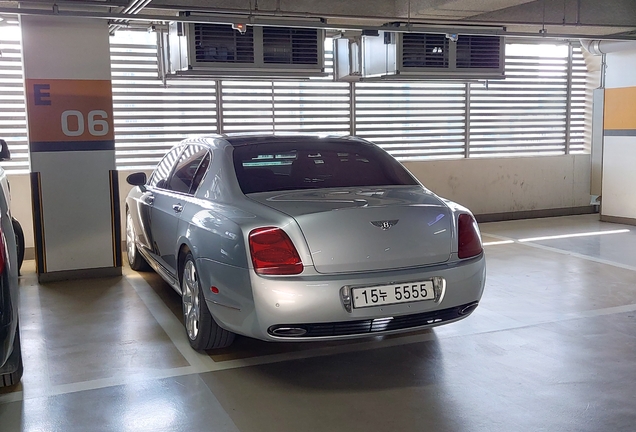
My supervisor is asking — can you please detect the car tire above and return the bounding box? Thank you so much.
[12,218,24,275]
[126,210,149,271]
[181,253,235,350]
[0,322,23,388]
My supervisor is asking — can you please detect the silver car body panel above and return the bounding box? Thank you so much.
[196,254,485,341]
[0,167,20,368]
[126,134,486,342]
[249,187,453,274]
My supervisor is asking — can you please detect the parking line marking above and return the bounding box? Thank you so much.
[481,231,636,273]
[124,272,219,372]
[5,242,636,405]
[5,297,636,403]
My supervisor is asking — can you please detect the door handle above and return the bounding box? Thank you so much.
[144,195,155,205]
[172,204,183,213]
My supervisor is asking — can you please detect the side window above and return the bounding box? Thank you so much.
[190,153,211,194]
[149,147,182,189]
[167,145,209,194]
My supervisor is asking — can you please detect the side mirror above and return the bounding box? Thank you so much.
[0,140,10,161]
[126,172,147,187]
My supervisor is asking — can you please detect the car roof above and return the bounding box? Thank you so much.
[220,133,364,147]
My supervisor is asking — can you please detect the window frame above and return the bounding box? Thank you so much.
[148,146,184,189]
[166,144,210,195]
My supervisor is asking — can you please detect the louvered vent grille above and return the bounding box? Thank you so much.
[355,82,466,160]
[401,33,449,68]
[193,23,254,63]
[569,46,593,154]
[262,27,319,65]
[0,18,27,173]
[457,35,501,69]
[110,31,217,171]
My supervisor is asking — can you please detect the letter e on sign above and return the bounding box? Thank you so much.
[34,84,51,106]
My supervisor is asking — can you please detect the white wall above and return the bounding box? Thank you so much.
[10,154,592,250]
[605,48,636,88]
[405,154,592,216]
[8,174,34,249]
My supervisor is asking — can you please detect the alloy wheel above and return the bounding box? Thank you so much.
[126,212,136,265]
[182,260,200,340]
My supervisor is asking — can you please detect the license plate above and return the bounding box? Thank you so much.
[351,281,435,309]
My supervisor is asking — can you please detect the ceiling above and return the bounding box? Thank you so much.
[3,0,636,39]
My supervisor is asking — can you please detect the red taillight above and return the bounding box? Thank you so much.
[458,214,482,259]
[249,227,304,275]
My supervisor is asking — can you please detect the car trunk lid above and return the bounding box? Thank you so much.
[248,186,452,274]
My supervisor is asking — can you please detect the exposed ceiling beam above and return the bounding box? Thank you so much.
[0,1,634,39]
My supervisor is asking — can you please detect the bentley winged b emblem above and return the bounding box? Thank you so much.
[370,219,399,230]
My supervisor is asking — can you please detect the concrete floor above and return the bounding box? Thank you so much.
[1,214,636,431]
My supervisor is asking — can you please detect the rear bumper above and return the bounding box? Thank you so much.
[199,254,486,342]
[268,301,479,338]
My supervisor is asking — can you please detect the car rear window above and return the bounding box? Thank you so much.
[232,139,419,194]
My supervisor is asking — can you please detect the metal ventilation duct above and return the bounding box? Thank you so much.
[580,39,636,55]
[163,19,326,79]
[335,30,505,81]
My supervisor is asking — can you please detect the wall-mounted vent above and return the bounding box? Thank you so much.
[456,35,502,69]
[164,19,325,79]
[262,27,320,65]
[401,33,449,68]
[334,29,504,81]
[396,32,504,78]
[193,23,254,63]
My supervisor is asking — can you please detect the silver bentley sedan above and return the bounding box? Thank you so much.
[125,134,486,350]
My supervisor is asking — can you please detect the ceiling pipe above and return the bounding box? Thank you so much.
[109,0,153,34]
[1,6,636,41]
[581,39,636,55]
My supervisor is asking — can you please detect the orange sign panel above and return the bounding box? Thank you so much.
[25,79,115,143]
[604,86,636,131]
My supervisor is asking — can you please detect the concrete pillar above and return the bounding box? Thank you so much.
[600,47,636,225]
[21,16,121,282]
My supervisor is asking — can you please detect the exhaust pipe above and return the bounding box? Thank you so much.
[459,302,479,316]
[270,326,308,337]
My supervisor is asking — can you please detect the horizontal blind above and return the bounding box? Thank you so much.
[110,31,217,171]
[271,81,350,133]
[0,19,28,174]
[222,38,350,135]
[221,80,275,133]
[354,82,467,160]
[0,28,595,173]
[468,43,569,158]
[569,46,595,154]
